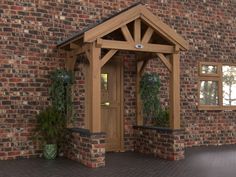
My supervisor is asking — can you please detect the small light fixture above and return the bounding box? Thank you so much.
[135,44,144,49]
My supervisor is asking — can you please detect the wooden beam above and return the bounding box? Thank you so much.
[66,51,77,71]
[58,35,84,49]
[100,49,118,67]
[140,6,189,50]
[134,19,141,44]
[136,60,144,126]
[70,43,80,50]
[97,39,174,54]
[121,25,134,44]
[85,49,91,64]
[140,59,148,75]
[84,5,142,42]
[84,62,90,129]
[156,53,172,72]
[136,58,149,126]
[142,27,154,43]
[75,44,89,55]
[170,52,180,129]
[88,43,101,132]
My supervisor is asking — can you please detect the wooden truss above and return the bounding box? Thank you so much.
[58,4,188,132]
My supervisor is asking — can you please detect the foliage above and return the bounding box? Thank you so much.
[155,109,169,128]
[140,72,170,127]
[222,66,236,105]
[49,69,74,116]
[36,107,66,144]
[140,73,161,119]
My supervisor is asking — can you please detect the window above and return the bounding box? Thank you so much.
[198,62,236,110]
[200,80,219,105]
[222,66,236,106]
[101,73,108,90]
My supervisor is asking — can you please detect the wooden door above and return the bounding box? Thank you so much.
[101,60,121,152]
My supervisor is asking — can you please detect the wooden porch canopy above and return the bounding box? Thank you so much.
[57,3,189,132]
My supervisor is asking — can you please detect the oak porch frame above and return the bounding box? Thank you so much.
[64,40,182,132]
[58,4,188,133]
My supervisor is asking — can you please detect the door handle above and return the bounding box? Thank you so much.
[101,102,110,106]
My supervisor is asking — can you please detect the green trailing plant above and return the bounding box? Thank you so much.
[155,109,169,128]
[49,69,74,117]
[36,107,66,144]
[140,72,170,127]
[140,73,161,119]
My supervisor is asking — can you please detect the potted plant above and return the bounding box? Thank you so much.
[36,106,66,160]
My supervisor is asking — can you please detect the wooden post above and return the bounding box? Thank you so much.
[136,58,148,126]
[170,51,180,129]
[88,43,101,132]
[65,51,77,128]
[84,62,90,129]
[136,61,143,126]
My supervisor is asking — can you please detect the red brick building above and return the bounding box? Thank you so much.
[0,0,235,167]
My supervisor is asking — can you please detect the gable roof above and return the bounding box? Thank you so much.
[57,3,188,50]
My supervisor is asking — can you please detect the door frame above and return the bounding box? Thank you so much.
[119,57,124,152]
[102,56,124,152]
[84,56,124,151]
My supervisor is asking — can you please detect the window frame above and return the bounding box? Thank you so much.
[198,62,236,110]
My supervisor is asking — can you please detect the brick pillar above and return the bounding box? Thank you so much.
[63,128,106,168]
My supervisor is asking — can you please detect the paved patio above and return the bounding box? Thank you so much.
[0,145,236,177]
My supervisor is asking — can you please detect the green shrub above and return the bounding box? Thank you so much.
[36,107,66,144]
[140,73,161,119]
[156,109,169,128]
[49,69,73,116]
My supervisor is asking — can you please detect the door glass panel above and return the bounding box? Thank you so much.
[222,66,236,106]
[201,65,218,74]
[101,73,108,90]
[200,80,219,105]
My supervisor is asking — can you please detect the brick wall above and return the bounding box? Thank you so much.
[63,128,106,168]
[0,0,235,159]
[71,55,88,128]
[134,126,185,160]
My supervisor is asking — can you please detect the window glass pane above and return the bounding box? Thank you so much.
[101,73,108,90]
[201,65,218,74]
[222,66,236,106]
[200,81,219,105]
